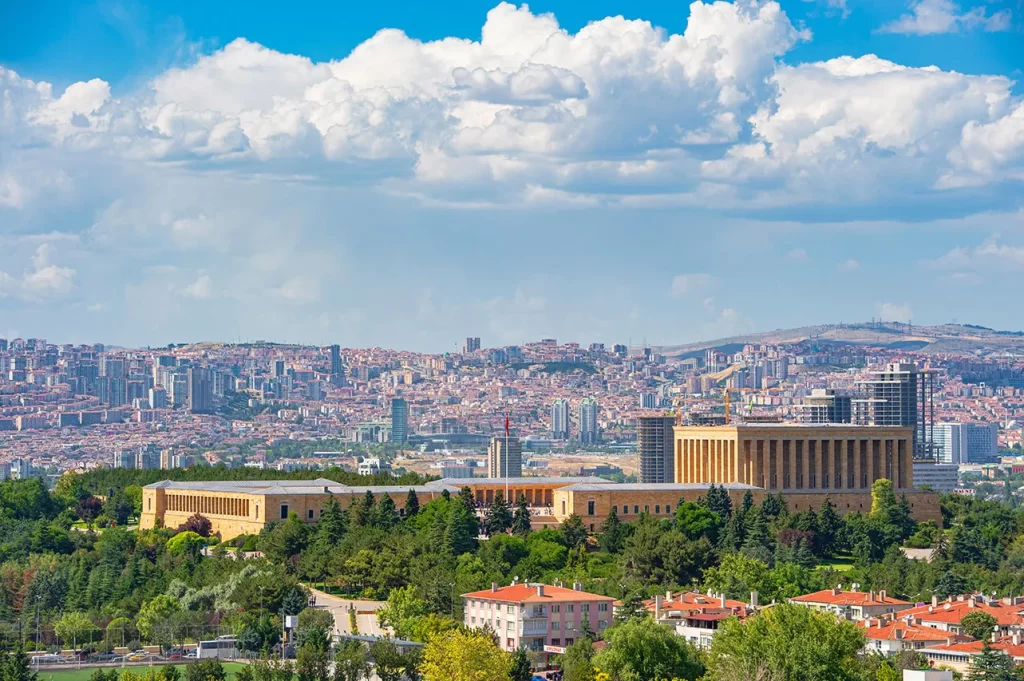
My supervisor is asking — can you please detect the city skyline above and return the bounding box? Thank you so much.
[1,1,1022,350]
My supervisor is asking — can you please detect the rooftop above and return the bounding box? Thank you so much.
[790,589,911,607]
[462,582,615,604]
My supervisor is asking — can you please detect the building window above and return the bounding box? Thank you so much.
[581,604,590,612]
[552,622,560,630]
[507,622,514,631]
[644,505,649,514]
[562,501,566,515]
[552,605,560,613]
[598,603,608,612]
[307,509,314,519]
[280,504,289,519]
[587,500,595,515]
[566,605,574,613]
[666,504,672,514]
[655,505,660,514]
[565,638,574,646]
[612,505,617,514]
[148,497,152,511]
[256,504,259,518]
[507,605,515,614]
[550,639,560,646]
[633,505,639,514]
[598,620,608,629]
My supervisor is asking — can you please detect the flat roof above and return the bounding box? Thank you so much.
[145,479,459,496]
[560,482,761,492]
[425,476,608,486]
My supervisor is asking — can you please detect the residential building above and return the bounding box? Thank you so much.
[857,617,963,655]
[357,458,392,476]
[488,436,523,478]
[645,591,754,649]
[798,389,852,424]
[187,367,213,414]
[789,587,912,620]
[550,399,570,440]
[462,580,615,656]
[899,595,1024,636]
[463,337,481,354]
[578,398,599,445]
[911,462,959,493]
[639,392,658,409]
[853,362,936,460]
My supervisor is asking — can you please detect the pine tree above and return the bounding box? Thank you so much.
[703,484,733,520]
[376,494,399,529]
[484,492,513,536]
[967,642,1015,681]
[817,497,841,557]
[561,514,588,550]
[741,490,755,515]
[447,496,480,556]
[599,506,627,553]
[459,486,476,509]
[509,647,532,681]
[404,489,420,519]
[316,496,346,546]
[511,495,532,537]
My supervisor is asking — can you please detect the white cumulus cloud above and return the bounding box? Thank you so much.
[879,0,1012,35]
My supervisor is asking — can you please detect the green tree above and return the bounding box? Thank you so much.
[561,514,588,551]
[315,496,346,546]
[296,625,331,681]
[817,497,841,557]
[419,629,511,681]
[967,642,1016,681]
[376,494,400,529]
[509,647,532,681]
[370,638,415,681]
[332,640,371,681]
[105,617,138,648]
[0,641,38,681]
[560,637,596,681]
[405,490,420,519]
[675,501,724,543]
[705,603,865,681]
[166,531,206,558]
[485,492,514,536]
[702,483,733,520]
[961,611,999,642]
[297,608,336,643]
[594,617,704,681]
[185,660,227,681]
[871,479,897,518]
[55,611,98,650]
[599,506,627,554]
[377,586,429,640]
[511,495,532,537]
[137,595,181,645]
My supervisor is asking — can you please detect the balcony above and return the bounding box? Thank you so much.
[520,620,549,636]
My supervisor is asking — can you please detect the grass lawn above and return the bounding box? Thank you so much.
[34,662,250,681]
[816,556,856,572]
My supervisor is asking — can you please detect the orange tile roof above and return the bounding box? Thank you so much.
[925,638,1024,659]
[902,599,1024,627]
[643,591,749,613]
[462,583,615,604]
[857,619,964,644]
[791,590,911,606]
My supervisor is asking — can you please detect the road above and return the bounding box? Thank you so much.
[306,587,389,638]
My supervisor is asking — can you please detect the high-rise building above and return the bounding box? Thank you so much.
[391,397,408,444]
[933,422,998,464]
[550,398,570,440]
[187,367,214,414]
[639,392,658,409]
[488,437,522,478]
[579,398,600,445]
[149,387,168,409]
[853,362,936,459]
[798,389,852,424]
[136,444,160,470]
[463,337,481,354]
[112,450,134,469]
[637,415,675,483]
[330,344,343,375]
[274,360,286,377]
[99,356,125,378]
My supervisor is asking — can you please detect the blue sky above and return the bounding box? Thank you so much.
[1,0,1022,350]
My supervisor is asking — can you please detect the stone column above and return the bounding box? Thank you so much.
[773,439,783,490]
[787,440,797,490]
[867,440,877,487]
[760,439,771,489]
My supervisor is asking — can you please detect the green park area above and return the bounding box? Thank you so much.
[33,663,251,681]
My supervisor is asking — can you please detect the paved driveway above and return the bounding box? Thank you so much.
[306,587,390,637]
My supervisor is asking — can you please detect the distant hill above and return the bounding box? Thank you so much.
[657,322,1024,357]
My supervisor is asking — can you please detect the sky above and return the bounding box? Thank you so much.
[0,0,1022,352]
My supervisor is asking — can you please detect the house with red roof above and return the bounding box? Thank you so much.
[920,635,1024,674]
[899,595,1024,636]
[858,616,967,655]
[789,586,912,620]
[462,579,614,658]
[642,590,755,649]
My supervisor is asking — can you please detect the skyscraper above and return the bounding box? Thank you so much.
[274,360,286,377]
[578,398,600,445]
[637,415,674,483]
[330,344,342,374]
[391,397,408,444]
[187,367,214,414]
[853,362,936,459]
[933,422,998,464]
[639,392,658,409]
[550,398,570,440]
[488,437,522,478]
[463,337,481,354]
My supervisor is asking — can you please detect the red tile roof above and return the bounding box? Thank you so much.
[462,583,614,604]
[857,619,964,644]
[901,598,1024,627]
[643,591,748,613]
[791,589,911,606]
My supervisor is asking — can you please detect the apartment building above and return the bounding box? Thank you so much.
[857,617,963,655]
[644,590,755,649]
[898,595,1024,635]
[789,587,912,620]
[462,581,614,657]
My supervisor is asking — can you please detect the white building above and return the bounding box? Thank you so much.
[934,422,998,464]
[550,399,570,440]
[578,398,600,445]
[912,462,959,493]
[358,457,392,476]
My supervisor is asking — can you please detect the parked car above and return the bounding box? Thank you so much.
[29,655,66,665]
